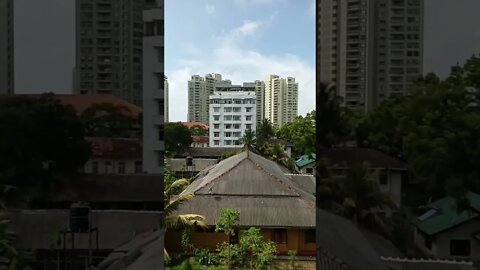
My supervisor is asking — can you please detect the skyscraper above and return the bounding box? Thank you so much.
[264,75,298,127]
[164,75,169,123]
[0,0,14,94]
[187,73,224,124]
[74,0,145,106]
[142,0,164,174]
[318,0,424,111]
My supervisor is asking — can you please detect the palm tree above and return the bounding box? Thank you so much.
[163,178,208,263]
[240,129,256,152]
[317,163,395,235]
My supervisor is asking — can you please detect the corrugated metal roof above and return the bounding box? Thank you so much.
[380,257,478,270]
[296,153,316,168]
[320,148,407,169]
[175,151,315,227]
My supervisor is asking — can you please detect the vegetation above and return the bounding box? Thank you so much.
[80,102,138,138]
[165,123,193,157]
[276,111,316,157]
[215,208,240,270]
[190,125,208,136]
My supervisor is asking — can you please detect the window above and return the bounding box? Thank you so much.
[246,107,252,112]
[425,237,432,250]
[105,161,111,173]
[224,115,232,121]
[118,162,125,174]
[225,132,232,137]
[214,132,220,137]
[233,140,240,146]
[233,132,241,137]
[246,124,252,130]
[224,107,232,112]
[304,229,315,244]
[233,107,241,112]
[158,125,164,141]
[246,116,252,121]
[214,124,220,129]
[379,172,389,186]
[272,229,288,244]
[450,240,470,256]
[214,116,220,121]
[233,116,241,121]
[225,140,232,145]
[306,168,314,174]
[214,140,220,145]
[92,161,98,174]
[135,161,142,173]
[213,107,220,112]
[225,124,232,129]
[233,124,240,129]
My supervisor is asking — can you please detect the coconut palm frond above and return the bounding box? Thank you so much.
[165,178,190,197]
[164,248,171,263]
[164,193,194,217]
[165,214,208,229]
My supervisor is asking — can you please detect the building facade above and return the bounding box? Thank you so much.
[74,0,146,106]
[0,0,14,94]
[318,0,424,111]
[164,75,169,122]
[209,91,256,148]
[264,75,298,127]
[142,0,164,174]
[188,73,224,125]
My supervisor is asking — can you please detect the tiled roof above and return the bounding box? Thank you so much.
[414,191,480,236]
[380,257,478,270]
[192,135,209,143]
[176,121,209,129]
[176,147,236,158]
[20,94,142,118]
[86,137,142,159]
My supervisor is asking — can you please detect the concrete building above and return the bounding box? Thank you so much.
[188,73,224,125]
[74,0,146,106]
[318,0,424,111]
[164,75,169,122]
[142,0,164,174]
[209,91,256,148]
[264,75,298,127]
[0,0,14,94]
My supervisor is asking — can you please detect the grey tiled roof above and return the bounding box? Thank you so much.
[381,257,478,270]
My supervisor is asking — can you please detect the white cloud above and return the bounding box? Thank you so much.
[167,20,315,122]
[205,3,215,15]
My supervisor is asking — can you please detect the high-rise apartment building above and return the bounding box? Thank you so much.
[74,0,145,106]
[209,91,257,148]
[264,75,298,127]
[164,75,169,123]
[318,0,424,111]
[188,73,224,125]
[0,0,14,94]
[142,0,164,174]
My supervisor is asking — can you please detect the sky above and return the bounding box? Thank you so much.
[12,0,480,114]
[165,0,316,121]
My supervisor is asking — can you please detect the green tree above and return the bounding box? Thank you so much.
[165,123,193,157]
[190,125,208,136]
[0,94,91,206]
[80,103,138,138]
[276,111,316,157]
[239,227,277,270]
[215,208,240,270]
[0,215,33,270]
[256,119,275,154]
[240,129,256,152]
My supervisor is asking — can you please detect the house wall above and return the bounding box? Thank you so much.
[165,228,316,256]
[379,170,402,207]
[83,158,142,174]
[166,158,218,173]
[299,164,316,175]
[424,219,480,261]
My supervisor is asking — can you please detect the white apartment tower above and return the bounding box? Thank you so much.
[209,91,257,148]
[188,73,224,125]
[264,75,299,127]
[0,0,13,94]
[142,0,164,174]
[318,0,424,111]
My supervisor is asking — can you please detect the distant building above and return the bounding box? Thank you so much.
[209,91,256,148]
[264,75,298,127]
[0,0,14,94]
[74,0,147,106]
[188,73,225,125]
[165,75,169,122]
[296,153,316,175]
[414,192,480,261]
[83,137,143,174]
[142,0,164,174]
[191,136,209,148]
[318,0,424,111]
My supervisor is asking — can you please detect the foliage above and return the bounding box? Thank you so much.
[0,94,91,206]
[220,151,237,161]
[317,163,395,235]
[190,125,208,136]
[276,111,316,157]
[182,228,195,254]
[356,55,480,203]
[316,82,350,147]
[287,250,297,270]
[256,119,276,154]
[165,123,193,157]
[0,216,33,270]
[194,249,218,266]
[240,129,256,152]
[80,102,138,138]
[239,227,277,270]
[215,208,240,270]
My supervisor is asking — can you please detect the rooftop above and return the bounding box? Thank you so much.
[86,137,142,159]
[176,121,209,130]
[320,147,407,170]
[296,153,316,168]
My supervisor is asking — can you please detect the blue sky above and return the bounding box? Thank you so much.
[166,0,316,121]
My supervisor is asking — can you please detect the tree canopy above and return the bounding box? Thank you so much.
[165,123,193,157]
[276,111,316,157]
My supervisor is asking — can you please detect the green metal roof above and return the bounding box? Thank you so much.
[295,153,316,168]
[414,192,480,236]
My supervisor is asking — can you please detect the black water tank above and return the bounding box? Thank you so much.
[70,202,90,233]
[186,156,193,166]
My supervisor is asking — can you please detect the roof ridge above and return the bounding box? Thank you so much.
[194,151,249,194]
[380,256,474,265]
